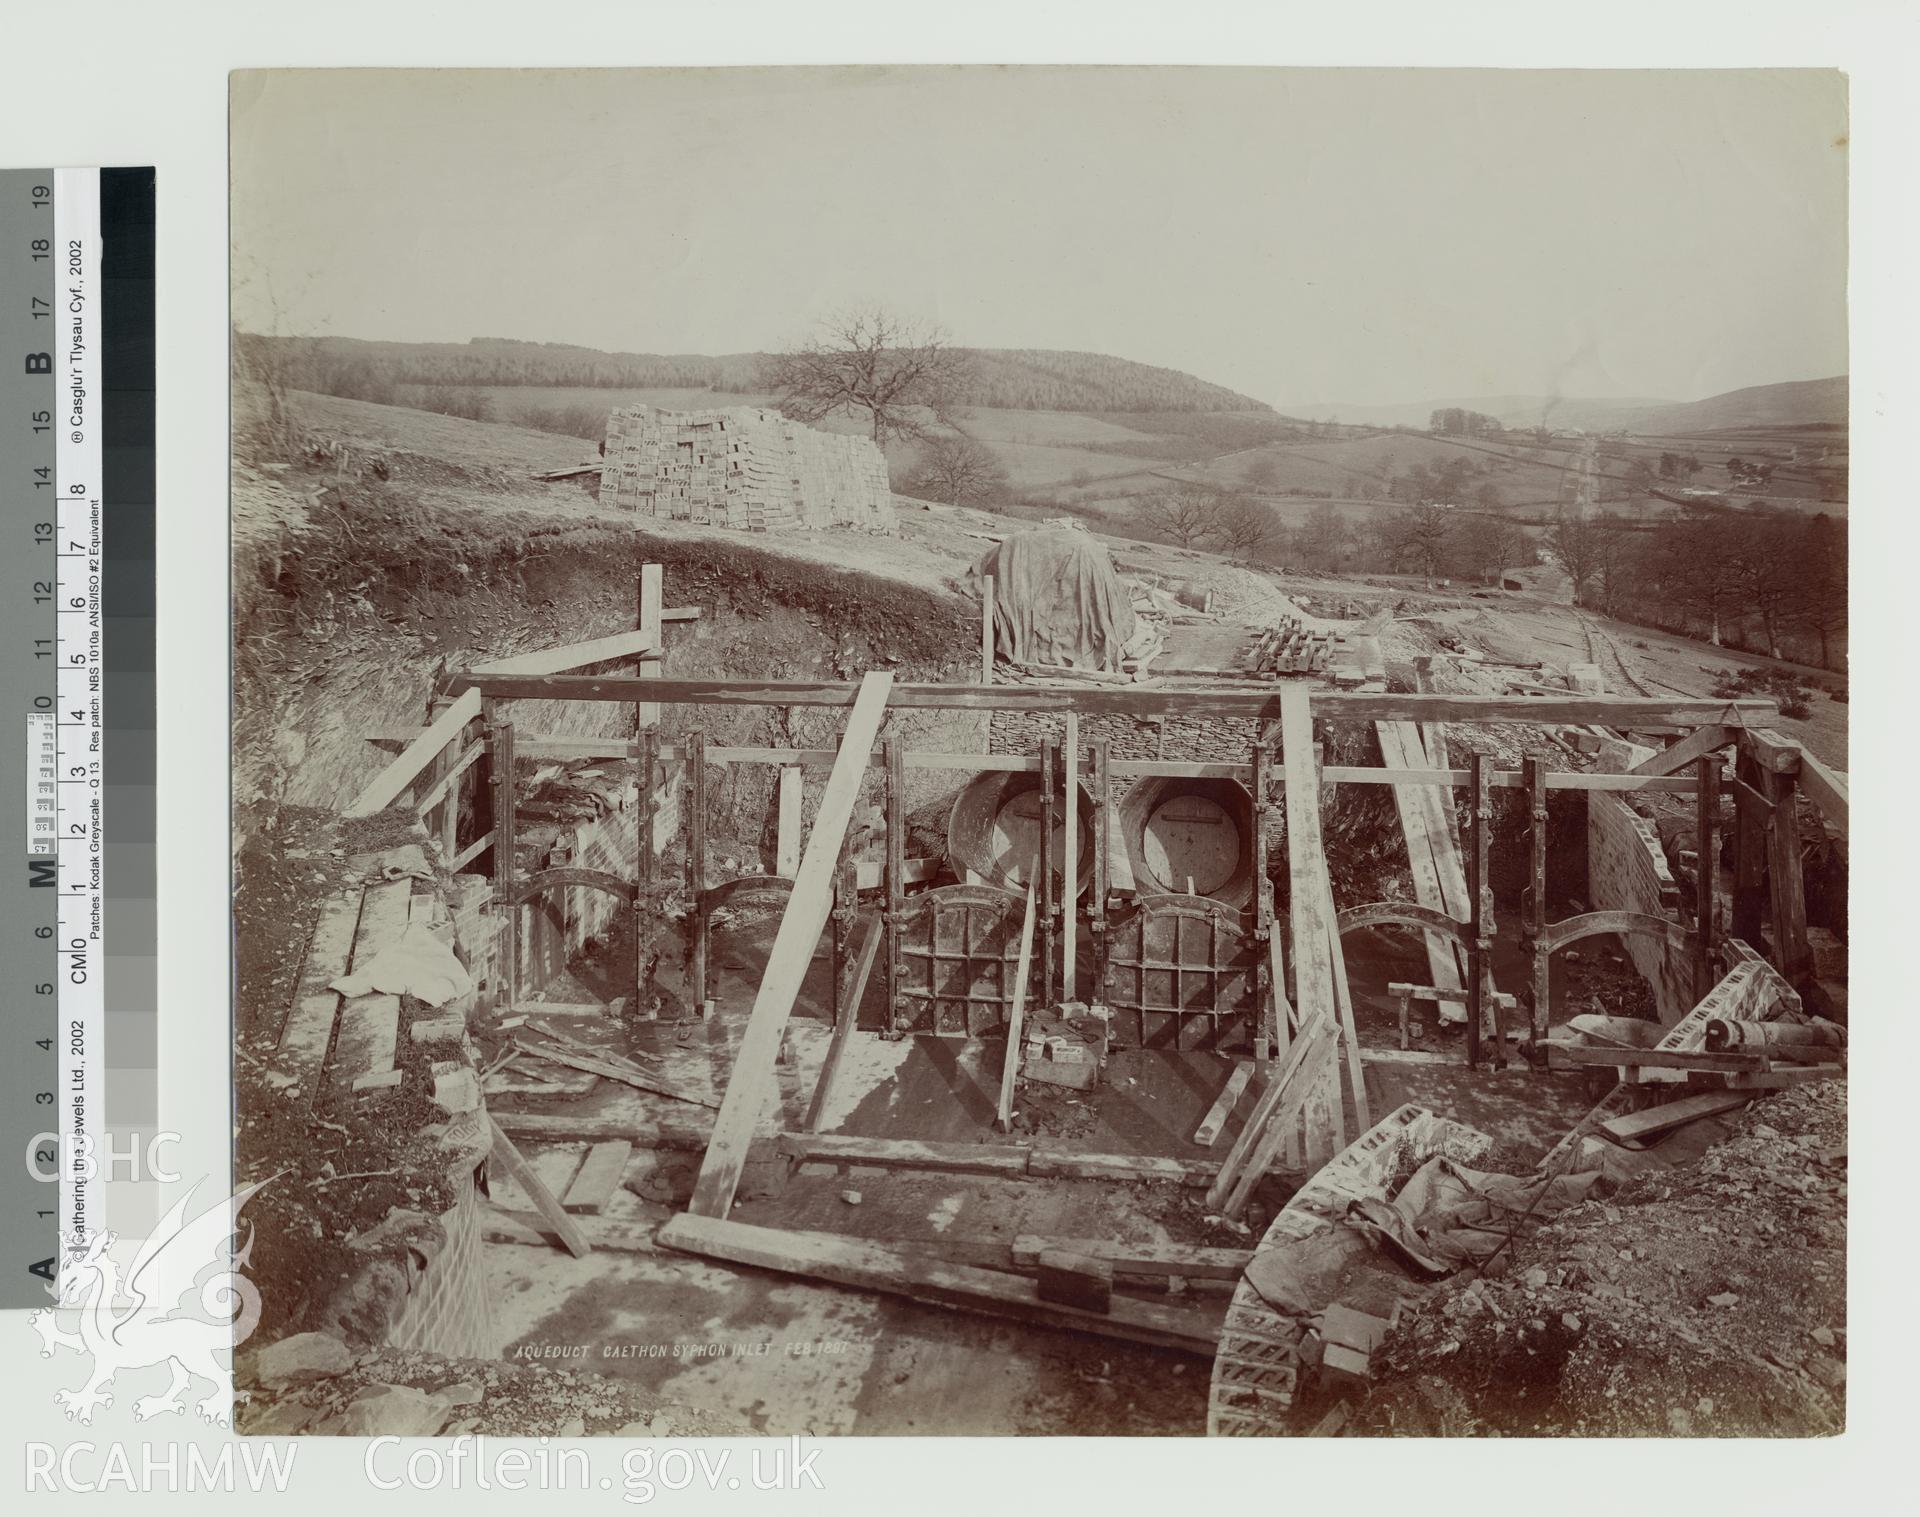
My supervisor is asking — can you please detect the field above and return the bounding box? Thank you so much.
[389,380,1846,529]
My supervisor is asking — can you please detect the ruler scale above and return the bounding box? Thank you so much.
[2,168,155,1303]
[54,167,104,1283]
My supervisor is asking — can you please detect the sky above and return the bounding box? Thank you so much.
[230,66,1849,410]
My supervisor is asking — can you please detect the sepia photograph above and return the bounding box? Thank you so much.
[228,64,1849,1440]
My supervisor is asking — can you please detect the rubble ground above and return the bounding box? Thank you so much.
[1349,1079,1846,1437]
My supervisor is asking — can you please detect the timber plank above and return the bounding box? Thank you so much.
[997,881,1039,1130]
[656,1214,1224,1357]
[472,629,658,678]
[1599,1092,1753,1145]
[276,886,365,1092]
[487,1114,591,1258]
[689,672,894,1218]
[446,673,1774,729]
[1193,1060,1255,1147]
[491,1110,715,1148]
[1026,1151,1217,1185]
[346,687,483,817]
[1010,1235,1253,1281]
[778,1133,1032,1176]
[561,1140,633,1214]
[805,914,884,1133]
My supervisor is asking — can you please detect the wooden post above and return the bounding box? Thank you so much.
[1694,752,1719,1000]
[777,767,803,878]
[1251,740,1273,1069]
[981,574,996,686]
[632,725,658,1019]
[637,563,663,731]
[885,731,906,1032]
[486,703,519,1009]
[1465,749,1491,1067]
[1040,739,1057,1013]
[1091,738,1110,1011]
[1762,763,1809,985]
[997,881,1039,1131]
[1062,711,1079,1003]
[1522,754,1549,1046]
[687,729,708,1014]
[688,673,894,1219]
[1730,748,1769,950]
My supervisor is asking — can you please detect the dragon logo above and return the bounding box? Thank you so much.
[30,1177,270,1426]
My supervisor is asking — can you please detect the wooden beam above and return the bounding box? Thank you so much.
[487,1113,591,1258]
[688,672,894,1217]
[1522,753,1549,1042]
[1695,753,1719,1002]
[346,687,483,818]
[776,1133,1032,1177]
[1796,750,1848,839]
[1283,688,1339,1042]
[1598,1091,1754,1145]
[471,629,659,678]
[486,708,518,1005]
[655,1214,1223,1357]
[1009,1235,1252,1281]
[1630,724,1733,779]
[446,672,1774,729]
[368,732,1701,792]
[1375,720,1467,1016]
[1192,1060,1254,1148]
[981,573,996,685]
[1062,712,1079,1002]
[776,767,803,878]
[1466,749,1492,1066]
[805,915,883,1133]
[1206,1019,1338,1215]
[560,1140,632,1214]
[637,564,663,729]
[997,881,1039,1131]
[1763,764,1811,984]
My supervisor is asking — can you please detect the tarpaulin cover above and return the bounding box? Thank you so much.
[972,529,1137,672]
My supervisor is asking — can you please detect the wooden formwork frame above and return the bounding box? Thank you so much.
[356,593,1813,1213]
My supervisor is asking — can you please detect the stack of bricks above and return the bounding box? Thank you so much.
[600,405,896,534]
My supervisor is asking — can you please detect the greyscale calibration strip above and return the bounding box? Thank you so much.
[2,167,156,1303]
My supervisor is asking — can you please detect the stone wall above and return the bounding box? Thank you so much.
[1586,792,1694,1021]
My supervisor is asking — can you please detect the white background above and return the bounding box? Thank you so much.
[0,1,1910,1510]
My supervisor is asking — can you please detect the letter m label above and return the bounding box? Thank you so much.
[27,857,55,888]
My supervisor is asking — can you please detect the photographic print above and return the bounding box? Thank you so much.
[229,65,1848,1439]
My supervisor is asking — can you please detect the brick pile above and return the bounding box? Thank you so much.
[600,405,896,533]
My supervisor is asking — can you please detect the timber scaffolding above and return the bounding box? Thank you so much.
[335,563,1846,1361]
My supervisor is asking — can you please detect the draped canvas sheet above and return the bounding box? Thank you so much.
[972,528,1137,672]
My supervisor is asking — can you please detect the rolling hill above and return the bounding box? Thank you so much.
[1286,376,1847,436]
[239,333,1278,416]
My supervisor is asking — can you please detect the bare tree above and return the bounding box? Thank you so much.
[1135,488,1215,548]
[762,307,970,446]
[905,433,1009,507]
[1208,493,1279,559]
[1293,502,1350,569]
[1548,510,1604,607]
[1383,503,1456,587]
